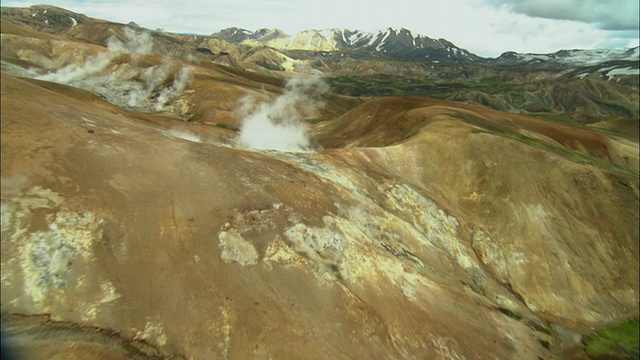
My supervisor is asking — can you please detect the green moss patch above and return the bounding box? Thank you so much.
[325,75,511,99]
[529,113,629,139]
[214,123,239,131]
[582,318,639,360]
[594,98,638,118]
[497,307,523,320]
[495,131,639,182]
[186,114,201,122]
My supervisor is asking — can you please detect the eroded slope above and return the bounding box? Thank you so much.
[1,8,639,360]
[1,71,570,359]
[2,64,639,359]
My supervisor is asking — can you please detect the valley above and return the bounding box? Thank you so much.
[1,5,638,360]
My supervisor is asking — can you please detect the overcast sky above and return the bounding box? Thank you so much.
[3,0,639,57]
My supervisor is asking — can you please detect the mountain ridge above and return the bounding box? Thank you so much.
[212,26,481,63]
[211,25,639,66]
[1,4,637,65]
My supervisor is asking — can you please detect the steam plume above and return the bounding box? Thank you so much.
[37,28,152,84]
[107,28,154,55]
[237,76,329,152]
[34,28,192,114]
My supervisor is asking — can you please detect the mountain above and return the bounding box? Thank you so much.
[212,27,481,63]
[492,47,640,67]
[0,4,90,33]
[1,6,639,359]
[489,47,640,84]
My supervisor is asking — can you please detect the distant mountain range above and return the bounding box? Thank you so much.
[490,47,640,68]
[212,27,480,63]
[1,4,638,124]
[1,4,637,67]
[212,26,639,68]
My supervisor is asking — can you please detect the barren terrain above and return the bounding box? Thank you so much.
[1,6,638,360]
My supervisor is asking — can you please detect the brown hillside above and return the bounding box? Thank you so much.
[1,6,638,360]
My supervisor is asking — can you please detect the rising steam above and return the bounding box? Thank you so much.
[237,76,329,152]
[34,28,192,114]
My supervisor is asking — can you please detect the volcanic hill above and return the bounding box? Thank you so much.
[1,5,639,360]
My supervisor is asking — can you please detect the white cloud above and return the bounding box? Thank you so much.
[2,0,638,57]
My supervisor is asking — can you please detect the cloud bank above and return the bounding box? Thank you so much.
[487,0,639,30]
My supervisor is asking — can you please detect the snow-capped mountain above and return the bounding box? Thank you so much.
[492,47,639,66]
[490,46,640,80]
[211,27,480,63]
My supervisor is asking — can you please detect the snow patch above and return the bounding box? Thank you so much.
[560,48,639,64]
[598,66,616,73]
[365,31,380,47]
[521,54,552,62]
[514,47,639,65]
[605,67,639,79]
[376,30,392,52]
[346,31,366,45]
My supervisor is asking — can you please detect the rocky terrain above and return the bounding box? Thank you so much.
[1,5,639,360]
